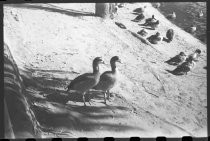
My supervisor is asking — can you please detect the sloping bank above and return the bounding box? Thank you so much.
[4,43,41,138]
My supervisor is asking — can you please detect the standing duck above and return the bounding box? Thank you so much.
[66,57,104,106]
[132,13,145,22]
[93,56,121,104]
[165,52,187,66]
[167,12,176,19]
[167,56,196,75]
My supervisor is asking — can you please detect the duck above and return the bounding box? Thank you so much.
[118,3,125,8]
[198,10,203,17]
[137,29,148,37]
[189,24,196,34]
[147,32,162,44]
[149,20,160,30]
[132,13,145,22]
[145,15,157,24]
[186,49,201,62]
[66,57,104,106]
[167,12,176,19]
[154,3,161,8]
[133,6,147,13]
[167,56,196,75]
[166,29,174,42]
[165,52,187,66]
[93,56,121,104]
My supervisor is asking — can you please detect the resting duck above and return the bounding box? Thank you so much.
[165,52,187,66]
[66,57,104,106]
[166,29,174,42]
[93,56,121,104]
[186,49,201,62]
[167,12,176,19]
[168,56,196,75]
[137,29,148,37]
[198,10,203,17]
[147,32,163,44]
[133,6,147,13]
[118,3,125,8]
[145,15,157,23]
[149,20,160,30]
[132,13,145,22]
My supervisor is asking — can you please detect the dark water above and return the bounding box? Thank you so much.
[158,2,207,44]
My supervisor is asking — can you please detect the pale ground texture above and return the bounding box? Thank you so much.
[4,3,207,138]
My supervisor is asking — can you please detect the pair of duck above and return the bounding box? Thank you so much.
[166,49,201,75]
[66,56,121,106]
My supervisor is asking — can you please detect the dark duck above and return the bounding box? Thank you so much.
[165,29,174,42]
[133,6,147,14]
[66,57,104,106]
[147,32,162,44]
[144,15,157,24]
[137,29,148,37]
[166,56,196,75]
[132,13,145,22]
[93,56,121,104]
[165,52,187,66]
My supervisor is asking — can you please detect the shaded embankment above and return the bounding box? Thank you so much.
[4,43,41,138]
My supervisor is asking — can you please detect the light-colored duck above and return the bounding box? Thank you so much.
[167,12,176,19]
[93,56,121,104]
[189,24,196,34]
[186,49,201,62]
[198,10,203,17]
[66,57,104,106]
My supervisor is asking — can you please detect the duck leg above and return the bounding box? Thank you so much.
[104,91,107,104]
[82,92,86,106]
[107,90,110,101]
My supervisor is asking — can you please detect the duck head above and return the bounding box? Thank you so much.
[93,57,105,73]
[179,52,186,56]
[195,49,201,54]
[110,56,122,72]
[155,32,160,37]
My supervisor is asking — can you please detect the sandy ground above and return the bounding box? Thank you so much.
[4,3,207,137]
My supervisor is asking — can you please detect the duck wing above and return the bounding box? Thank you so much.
[94,71,116,90]
[165,55,182,65]
[67,73,97,91]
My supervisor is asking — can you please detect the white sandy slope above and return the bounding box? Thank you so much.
[4,3,207,137]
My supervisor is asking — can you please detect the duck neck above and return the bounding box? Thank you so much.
[93,63,99,74]
[111,61,117,73]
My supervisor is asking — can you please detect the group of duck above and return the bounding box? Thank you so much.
[65,4,203,106]
[66,56,121,106]
[132,6,175,44]
[131,4,204,44]
[165,49,201,75]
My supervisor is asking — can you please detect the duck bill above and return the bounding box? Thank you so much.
[101,61,105,64]
[118,59,122,64]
